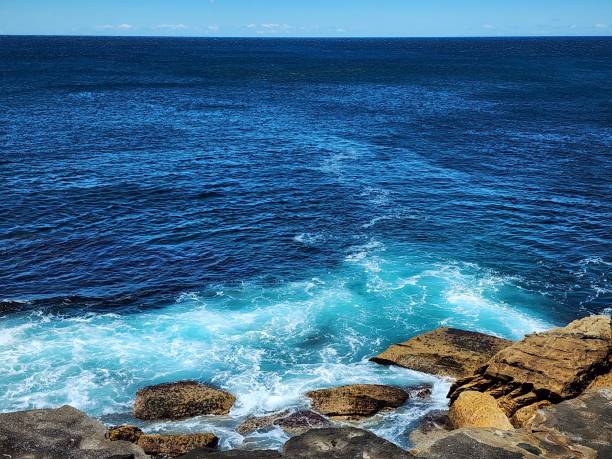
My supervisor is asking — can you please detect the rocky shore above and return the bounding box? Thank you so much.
[1,315,609,458]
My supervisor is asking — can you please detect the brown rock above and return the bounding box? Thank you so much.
[586,370,612,391]
[406,383,433,399]
[510,400,552,428]
[448,316,611,417]
[137,432,219,457]
[370,327,512,379]
[306,384,409,419]
[408,410,451,448]
[236,410,330,436]
[180,450,282,458]
[106,424,143,443]
[134,380,236,420]
[449,391,513,430]
[411,427,597,459]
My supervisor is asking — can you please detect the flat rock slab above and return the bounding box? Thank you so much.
[134,380,236,420]
[448,315,611,417]
[528,389,612,458]
[137,432,219,457]
[237,410,330,436]
[306,384,408,419]
[370,327,512,379]
[412,428,596,459]
[283,427,411,459]
[0,405,147,459]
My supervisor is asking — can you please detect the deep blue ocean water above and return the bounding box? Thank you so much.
[1,36,611,448]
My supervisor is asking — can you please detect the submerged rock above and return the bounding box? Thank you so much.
[134,380,236,420]
[411,427,597,459]
[370,327,512,379]
[237,410,330,436]
[137,432,219,457]
[306,384,409,419]
[283,427,411,458]
[448,391,513,430]
[0,405,148,459]
[406,383,433,399]
[448,315,612,418]
[527,389,612,458]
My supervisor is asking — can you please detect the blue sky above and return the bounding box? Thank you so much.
[1,0,611,37]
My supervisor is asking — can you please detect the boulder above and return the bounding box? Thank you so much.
[0,405,148,459]
[448,316,611,417]
[179,450,282,458]
[370,327,512,379]
[283,427,411,458]
[527,389,612,458]
[137,432,218,457]
[106,424,144,443]
[134,380,236,420]
[448,391,513,430]
[306,384,408,419]
[237,410,330,436]
[411,427,596,459]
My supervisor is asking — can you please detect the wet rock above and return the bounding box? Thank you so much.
[134,381,236,420]
[411,428,596,459]
[527,389,612,458]
[137,432,218,457]
[408,410,452,448]
[179,450,282,458]
[306,384,409,419]
[448,316,611,417]
[371,327,512,379]
[0,405,148,458]
[106,425,144,443]
[237,410,330,436]
[406,383,433,399]
[283,427,411,458]
[449,391,513,430]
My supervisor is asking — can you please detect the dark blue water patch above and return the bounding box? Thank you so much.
[1,36,611,322]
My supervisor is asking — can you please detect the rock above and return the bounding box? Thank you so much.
[134,380,236,420]
[179,450,282,458]
[370,327,512,379]
[448,391,513,430]
[283,427,411,458]
[527,389,612,458]
[510,400,552,428]
[448,316,611,417]
[106,425,144,443]
[586,371,612,391]
[137,432,218,457]
[406,383,433,399]
[408,410,451,448]
[305,384,409,419]
[411,428,596,459]
[0,405,148,459]
[237,410,330,436]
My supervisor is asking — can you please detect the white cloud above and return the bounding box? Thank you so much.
[595,23,608,29]
[248,23,292,34]
[483,24,495,29]
[336,28,346,33]
[155,24,189,30]
[96,23,133,30]
[207,25,220,32]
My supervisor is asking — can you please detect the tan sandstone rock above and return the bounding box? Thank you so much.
[510,400,552,428]
[370,327,512,379]
[448,315,612,417]
[106,424,143,443]
[448,391,513,430]
[306,384,409,419]
[134,380,236,420]
[137,432,219,457]
[586,371,612,391]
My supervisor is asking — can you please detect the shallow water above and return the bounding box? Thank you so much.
[1,36,611,448]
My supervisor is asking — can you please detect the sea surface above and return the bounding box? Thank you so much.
[1,36,611,449]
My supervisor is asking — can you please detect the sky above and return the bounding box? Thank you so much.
[1,0,611,37]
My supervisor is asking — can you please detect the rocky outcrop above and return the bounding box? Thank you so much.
[510,400,552,428]
[586,371,612,391]
[106,424,144,443]
[408,410,452,448]
[411,427,597,459]
[371,327,512,379]
[137,432,218,457]
[448,391,513,430]
[448,316,611,418]
[237,410,330,436]
[134,381,236,420]
[305,384,409,419]
[283,427,411,458]
[0,405,148,459]
[527,389,612,458]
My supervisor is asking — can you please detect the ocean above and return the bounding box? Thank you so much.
[1,36,611,449]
